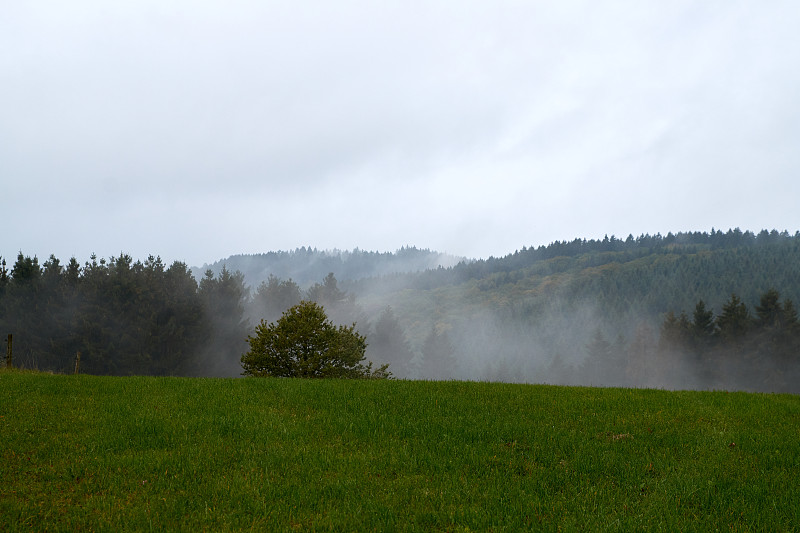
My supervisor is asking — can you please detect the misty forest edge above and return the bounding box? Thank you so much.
[2,228,800,392]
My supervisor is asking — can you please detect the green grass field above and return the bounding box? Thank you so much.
[1,370,799,531]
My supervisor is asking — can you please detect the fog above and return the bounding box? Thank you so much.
[3,242,797,393]
[194,248,465,289]
[5,1,800,388]
[230,251,799,393]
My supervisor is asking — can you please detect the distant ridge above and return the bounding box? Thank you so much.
[192,246,467,288]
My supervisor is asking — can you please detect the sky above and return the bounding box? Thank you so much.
[3,1,800,268]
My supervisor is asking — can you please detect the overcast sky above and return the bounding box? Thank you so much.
[3,1,800,267]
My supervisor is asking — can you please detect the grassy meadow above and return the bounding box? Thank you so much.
[1,369,799,531]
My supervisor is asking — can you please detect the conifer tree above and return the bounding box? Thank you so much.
[197,267,250,376]
[419,326,457,379]
[367,306,414,378]
[691,300,715,346]
[716,293,750,343]
[250,275,301,324]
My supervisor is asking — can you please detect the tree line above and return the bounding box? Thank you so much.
[344,229,800,386]
[2,253,215,375]
[0,253,422,378]
[3,228,799,390]
[352,228,800,292]
[656,289,799,392]
[198,246,463,289]
[558,289,800,393]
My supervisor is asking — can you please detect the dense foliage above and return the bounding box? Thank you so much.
[196,246,463,288]
[2,228,799,390]
[0,254,387,378]
[348,228,800,390]
[241,301,388,379]
[0,254,208,376]
[651,290,800,392]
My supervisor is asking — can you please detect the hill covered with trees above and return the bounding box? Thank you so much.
[193,247,465,289]
[2,228,799,391]
[346,228,800,390]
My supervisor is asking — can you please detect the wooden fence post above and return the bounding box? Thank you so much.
[6,334,11,368]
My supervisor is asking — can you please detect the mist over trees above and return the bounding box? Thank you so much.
[346,228,800,389]
[2,228,800,391]
[0,254,207,375]
[196,267,250,377]
[367,307,416,378]
[0,253,401,378]
[194,247,465,289]
[651,290,800,392]
[248,275,302,325]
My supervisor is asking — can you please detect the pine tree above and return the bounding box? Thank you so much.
[250,275,301,325]
[579,328,630,386]
[367,307,415,378]
[755,289,783,330]
[691,300,715,347]
[419,326,457,380]
[716,293,751,343]
[197,267,250,376]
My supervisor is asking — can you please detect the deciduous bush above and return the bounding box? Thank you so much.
[241,300,389,379]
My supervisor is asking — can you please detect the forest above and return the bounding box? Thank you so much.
[195,246,464,288]
[2,228,799,391]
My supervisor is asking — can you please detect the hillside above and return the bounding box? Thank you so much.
[359,229,800,317]
[2,228,799,390]
[346,229,800,388]
[192,246,466,289]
